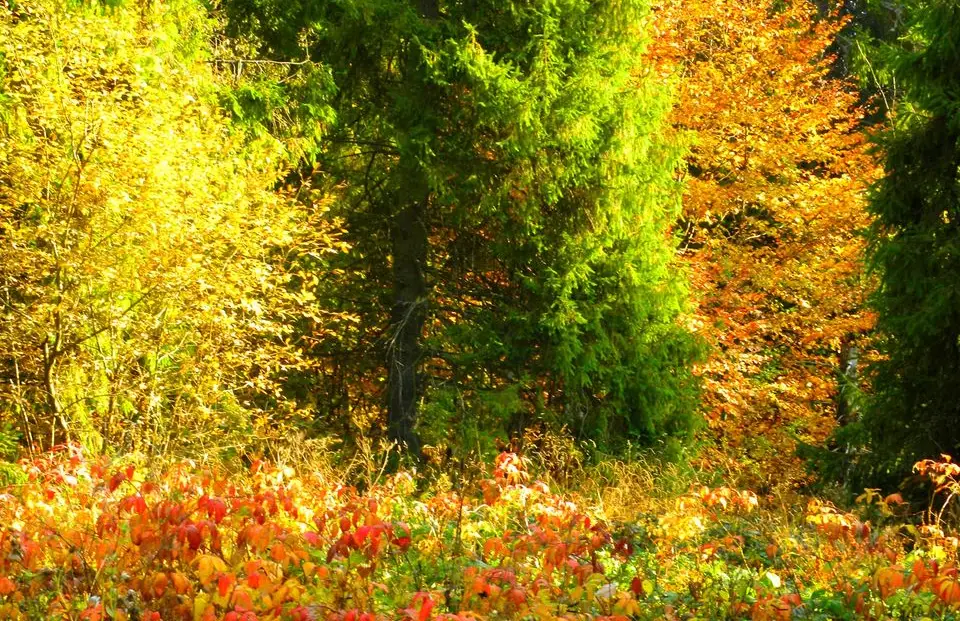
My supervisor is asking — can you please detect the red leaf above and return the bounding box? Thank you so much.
[417,594,434,621]
[108,473,125,492]
[353,525,371,548]
[218,573,234,598]
[184,524,202,550]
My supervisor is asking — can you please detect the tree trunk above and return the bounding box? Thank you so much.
[417,0,438,19]
[387,200,427,454]
[384,0,437,456]
[837,336,859,426]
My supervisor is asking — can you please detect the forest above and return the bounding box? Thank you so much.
[0,0,959,618]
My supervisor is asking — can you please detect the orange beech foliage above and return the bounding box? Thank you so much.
[649,0,882,486]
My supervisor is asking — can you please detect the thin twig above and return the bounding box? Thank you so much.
[207,58,313,66]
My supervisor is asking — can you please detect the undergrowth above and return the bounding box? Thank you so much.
[0,446,958,620]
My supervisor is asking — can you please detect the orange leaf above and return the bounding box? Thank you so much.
[936,577,960,605]
[876,566,905,597]
[171,572,190,595]
[152,573,169,598]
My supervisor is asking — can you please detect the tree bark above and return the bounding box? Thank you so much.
[387,200,427,454]
[384,0,437,456]
[837,337,859,426]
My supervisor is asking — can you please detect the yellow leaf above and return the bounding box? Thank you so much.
[642,579,655,596]
[193,593,211,621]
[196,555,227,587]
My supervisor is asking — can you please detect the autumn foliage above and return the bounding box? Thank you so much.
[2,0,959,618]
[649,0,881,485]
[0,0,348,455]
[1,448,960,621]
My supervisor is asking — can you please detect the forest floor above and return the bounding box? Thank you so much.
[1,412,955,621]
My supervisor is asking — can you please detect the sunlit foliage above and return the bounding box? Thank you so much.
[1,448,959,621]
[0,0,347,455]
[648,0,881,487]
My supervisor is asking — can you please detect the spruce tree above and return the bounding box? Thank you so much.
[221,0,702,453]
[853,0,960,486]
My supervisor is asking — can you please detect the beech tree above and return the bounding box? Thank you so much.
[222,0,702,452]
[647,0,879,485]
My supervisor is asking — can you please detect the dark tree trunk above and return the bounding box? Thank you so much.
[387,200,427,454]
[383,0,437,456]
[418,0,438,19]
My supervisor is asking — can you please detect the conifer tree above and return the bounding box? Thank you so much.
[222,0,702,452]
[853,0,960,486]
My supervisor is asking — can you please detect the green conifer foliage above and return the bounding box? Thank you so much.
[855,0,960,486]
[223,0,703,452]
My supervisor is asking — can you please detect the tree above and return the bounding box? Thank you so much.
[222,0,703,453]
[852,0,960,487]
[0,0,345,455]
[647,0,880,487]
